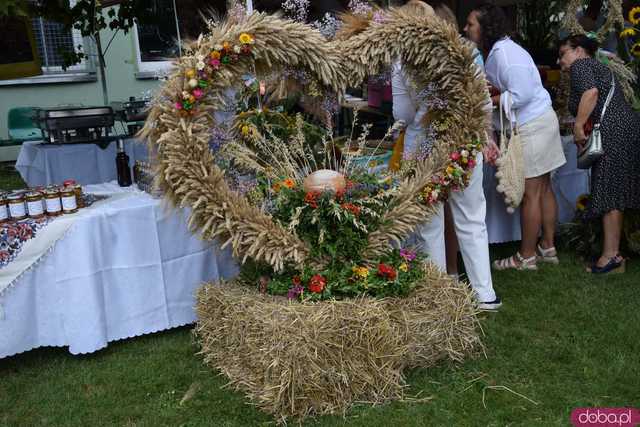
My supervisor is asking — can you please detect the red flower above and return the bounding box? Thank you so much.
[292,275,302,286]
[341,202,361,216]
[345,180,355,190]
[308,274,326,293]
[304,191,319,209]
[450,152,461,161]
[335,189,345,200]
[467,158,476,169]
[377,263,397,280]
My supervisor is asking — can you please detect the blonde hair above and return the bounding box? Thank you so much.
[434,4,458,31]
[401,0,435,17]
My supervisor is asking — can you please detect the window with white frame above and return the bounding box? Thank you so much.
[30,16,91,74]
[133,0,227,75]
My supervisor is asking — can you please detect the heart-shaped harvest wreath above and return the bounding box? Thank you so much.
[142,8,490,273]
[141,9,489,420]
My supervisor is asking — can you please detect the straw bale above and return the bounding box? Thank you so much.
[194,265,482,422]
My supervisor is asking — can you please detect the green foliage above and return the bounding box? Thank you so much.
[269,172,394,267]
[558,196,603,260]
[516,0,565,51]
[240,248,426,301]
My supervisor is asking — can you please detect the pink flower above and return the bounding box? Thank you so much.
[467,158,476,168]
[450,152,461,161]
[175,102,183,110]
[192,88,204,99]
[400,249,416,262]
[209,58,221,68]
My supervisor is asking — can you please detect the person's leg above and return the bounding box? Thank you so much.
[597,209,624,267]
[416,202,446,271]
[519,175,546,259]
[444,202,459,276]
[493,175,544,270]
[449,154,497,303]
[539,173,558,250]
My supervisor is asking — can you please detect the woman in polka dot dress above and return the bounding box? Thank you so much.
[559,34,640,274]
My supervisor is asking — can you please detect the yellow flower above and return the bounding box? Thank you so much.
[576,194,589,211]
[272,182,281,192]
[629,7,640,25]
[620,28,637,38]
[352,266,370,279]
[185,69,196,79]
[241,125,250,136]
[239,33,255,44]
[399,263,409,272]
[632,42,640,58]
[223,41,231,51]
[446,165,455,175]
[210,51,221,59]
[282,178,295,189]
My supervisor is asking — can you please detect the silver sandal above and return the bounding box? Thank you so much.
[493,252,538,271]
[536,244,559,265]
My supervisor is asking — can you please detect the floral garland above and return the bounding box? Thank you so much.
[419,140,482,204]
[561,0,624,43]
[175,33,255,114]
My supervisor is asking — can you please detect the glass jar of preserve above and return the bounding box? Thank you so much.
[44,189,63,217]
[73,184,84,208]
[7,193,27,220]
[0,196,8,223]
[61,188,78,214]
[26,192,45,219]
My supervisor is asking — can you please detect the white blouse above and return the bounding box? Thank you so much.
[391,61,428,159]
[485,38,551,125]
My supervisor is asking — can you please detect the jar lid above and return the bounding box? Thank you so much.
[7,193,24,200]
[45,189,60,195]
[26,191,42,198]
[63,179,76,187]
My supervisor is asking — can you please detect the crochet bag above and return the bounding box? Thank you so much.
[495,95,525,214]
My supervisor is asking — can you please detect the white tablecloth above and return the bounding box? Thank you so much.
[0,183,238,358]
[482,135,589,244]
[15,138,149,187]
[552,135,590,223]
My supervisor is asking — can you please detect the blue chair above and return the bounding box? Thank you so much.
[8,107,42,142]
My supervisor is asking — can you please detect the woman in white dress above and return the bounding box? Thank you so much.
[465,4,566,271]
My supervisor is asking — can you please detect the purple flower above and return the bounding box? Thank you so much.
[311,13,341,39]
[282,0,309,23]
[400,249,416,262]
[208,126,230,154]
[287,285,304,300]
[348,0,372,16]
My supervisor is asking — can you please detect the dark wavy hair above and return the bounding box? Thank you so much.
[558,34,600,57]
[471,3,510,57]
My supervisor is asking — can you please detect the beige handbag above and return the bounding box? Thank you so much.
[495,95,525,214]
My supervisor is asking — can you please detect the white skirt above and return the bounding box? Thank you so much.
[518,108,566,178]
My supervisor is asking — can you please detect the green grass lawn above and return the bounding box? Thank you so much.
[0,164,638,426]
[1,249,638,427]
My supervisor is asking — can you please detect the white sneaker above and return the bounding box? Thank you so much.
[477,297,502,311]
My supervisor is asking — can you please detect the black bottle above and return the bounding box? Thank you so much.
[116,139,132,187]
